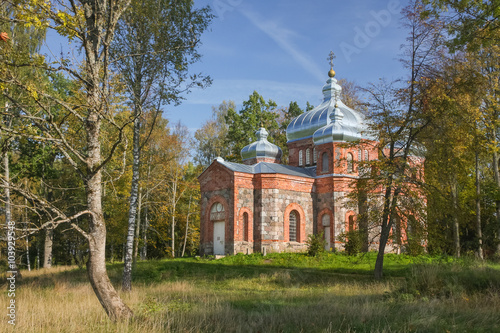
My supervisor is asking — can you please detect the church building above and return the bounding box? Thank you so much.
[198,64,379,256]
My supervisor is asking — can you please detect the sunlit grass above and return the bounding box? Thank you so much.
[1,254,500,332]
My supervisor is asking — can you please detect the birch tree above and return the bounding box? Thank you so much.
[111,0,212,292]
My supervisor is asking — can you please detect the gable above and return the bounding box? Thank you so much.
[198,160,234,192]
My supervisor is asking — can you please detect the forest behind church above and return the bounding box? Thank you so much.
[0,0,500,327]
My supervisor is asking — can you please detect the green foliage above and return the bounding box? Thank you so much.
[338,230,364,256]
[306,232,326,257]
[400,262,500,299]
[274,101,304,164]
[424,0,500,50]
[194,101,233,167]
[224,91,279,162]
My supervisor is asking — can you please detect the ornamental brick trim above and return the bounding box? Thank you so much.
[345,210,356,232]
[237,207,253,242]
[284,203,306,243]
[318,208,334,242]
[202,195,231,247]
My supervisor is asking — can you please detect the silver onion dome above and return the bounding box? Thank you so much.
[286,72,370,143]
[312,101,365,144]
[241,127,283,162]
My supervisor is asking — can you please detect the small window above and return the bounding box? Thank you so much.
[358,149,362,161]
[322,152,329,172]
[364,150,369,161]
[306,148,311,165]
[289,211,297,242]
[299,150,303,166]
[313,148,317,164]
[243,212,248,241]
[347,153,354,173]
[322,214,330,227]
[348,215,355,231]
[210,203,225,221]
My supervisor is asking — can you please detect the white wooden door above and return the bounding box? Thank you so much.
[213,221,225,255]
[324,226,331,251]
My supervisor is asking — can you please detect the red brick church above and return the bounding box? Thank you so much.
[198,65,379,255]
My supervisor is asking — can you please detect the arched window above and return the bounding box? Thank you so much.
[313,147,317,164]
[348,215,355,231]
[289,211,298,242]
[306,148,311,165]
[322,152,329,172]
[243,212,249,241]
[299,150,303,166]
[347,153,354,173]
[364,150,369,161]
[210,202,225,221]
[358,149,362,161]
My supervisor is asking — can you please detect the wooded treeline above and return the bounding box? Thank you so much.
[0,0,498,321]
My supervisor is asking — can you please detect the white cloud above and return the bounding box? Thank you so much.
[239,9,324,82]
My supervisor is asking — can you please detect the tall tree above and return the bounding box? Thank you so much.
[1,0,134,320]
[274,101,303,164]
[425,0,500,49]
[225,91,279,162]
[194,100,234,167]
[111,0,212,292]
[363,0,445,278]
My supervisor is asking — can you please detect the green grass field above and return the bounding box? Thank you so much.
[2,252,500,332]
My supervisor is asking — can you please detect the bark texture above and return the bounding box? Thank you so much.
[122,113,141,291]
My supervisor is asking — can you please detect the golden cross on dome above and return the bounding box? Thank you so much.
[327,51,335,69]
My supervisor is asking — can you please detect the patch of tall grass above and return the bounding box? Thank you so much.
[2,254,500,332]
[400,261,500,298]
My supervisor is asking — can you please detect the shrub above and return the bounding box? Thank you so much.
[306,232,326,257]
[338,229,364,255]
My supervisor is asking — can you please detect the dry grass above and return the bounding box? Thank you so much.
[1,260,500,332]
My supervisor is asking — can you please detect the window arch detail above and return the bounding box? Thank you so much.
[347,153,354,173]
[345,211,356,232]
[306,148,311,165]
[284,203,306,243]
[238,207,253,242]
[210,202,225,221]
[299,150,303,166]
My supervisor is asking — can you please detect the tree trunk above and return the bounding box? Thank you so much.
[451,181,460,258]
[122,109,141,292]
[475,151,484,259]
[493,147,500,255]
[25,193,31,271]
[43,228,53,268]
[171,181,177,258]
[141,203,148,260]
[36,245,40,270]
[133,188,142,263]
[85,110,133,320]
[182,195,192,257]
[374,183,399,280]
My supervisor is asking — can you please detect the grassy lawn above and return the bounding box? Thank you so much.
[2,252,500,332]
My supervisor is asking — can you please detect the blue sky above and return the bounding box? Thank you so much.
[168,0,411,133]
[44,0,411,133]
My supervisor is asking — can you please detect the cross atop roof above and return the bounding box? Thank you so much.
[327,51,336,69]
